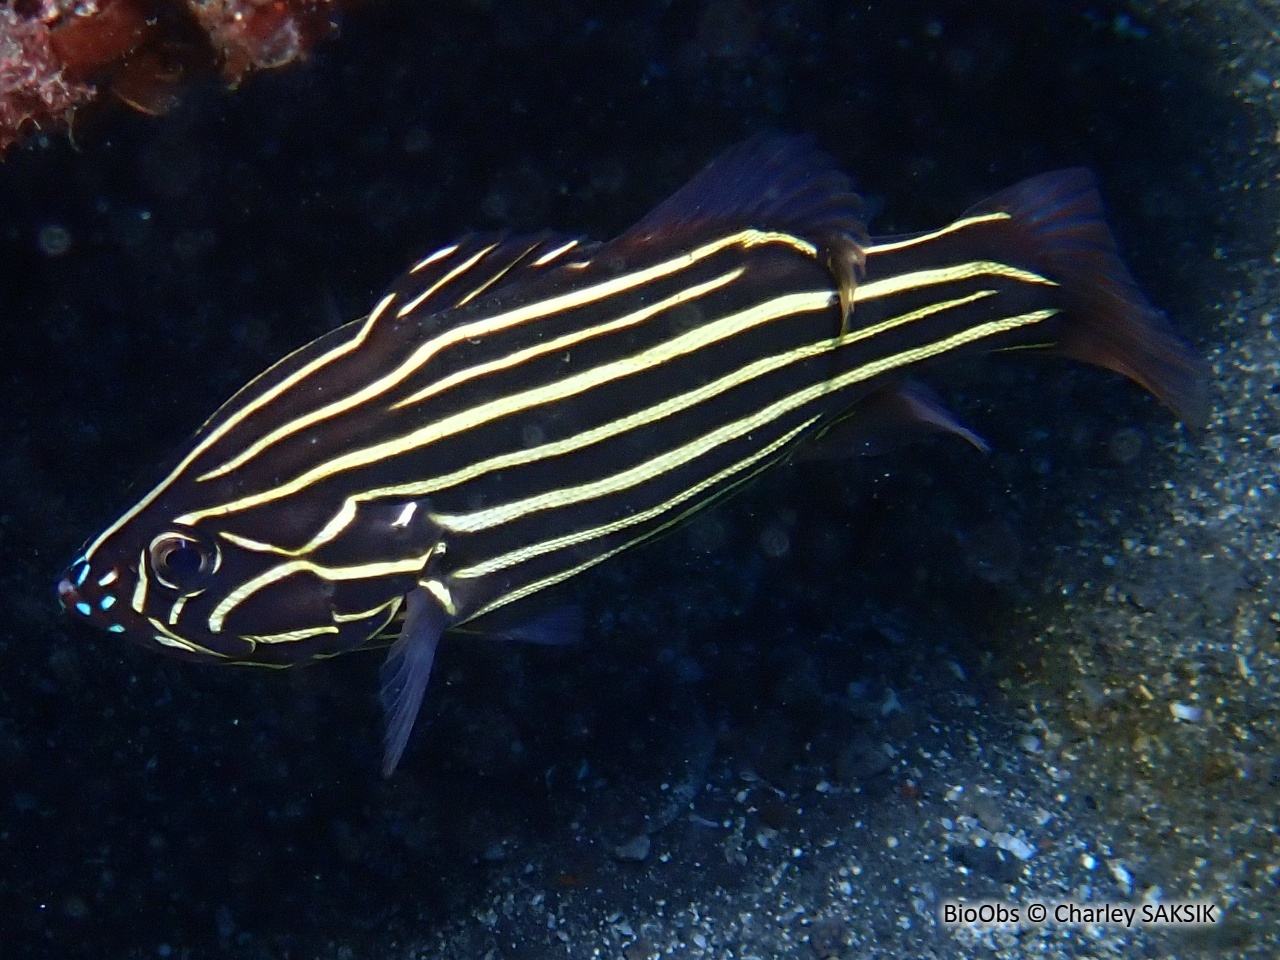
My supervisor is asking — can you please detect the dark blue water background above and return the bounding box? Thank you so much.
[0,2,1259,956]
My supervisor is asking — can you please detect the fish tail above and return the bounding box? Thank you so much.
[968,169,1208,426]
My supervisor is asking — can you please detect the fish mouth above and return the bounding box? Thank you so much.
[57,565,90,615]
[57,563,132,635]
[56,575,77,609]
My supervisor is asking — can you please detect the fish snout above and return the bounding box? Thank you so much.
[56,575,78,609]
[57,561,91,615]
[57,562,131,635]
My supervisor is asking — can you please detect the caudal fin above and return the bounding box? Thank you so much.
[968,170,1208,427]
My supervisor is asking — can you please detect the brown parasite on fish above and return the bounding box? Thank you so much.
[57,135,1206,775]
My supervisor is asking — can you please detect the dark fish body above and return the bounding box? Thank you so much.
[57,137,1205,774]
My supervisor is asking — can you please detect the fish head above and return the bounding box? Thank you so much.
[59,523,230,660]
[56,492,429,665]
[55,308,448,666]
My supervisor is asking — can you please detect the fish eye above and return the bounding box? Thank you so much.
[148,531,219,592]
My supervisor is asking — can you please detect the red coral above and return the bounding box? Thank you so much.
[0,8,96,154]
[186,0,336,82]
[0,0,341,155]
[50,0,156,79]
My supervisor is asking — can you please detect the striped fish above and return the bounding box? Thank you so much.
[57,136,1205,775]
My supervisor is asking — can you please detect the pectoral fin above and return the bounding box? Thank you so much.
[379,584,449,777]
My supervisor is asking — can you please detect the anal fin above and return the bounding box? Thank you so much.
[800,381,988,462]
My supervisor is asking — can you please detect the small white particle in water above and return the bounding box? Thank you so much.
[758,523,790,558]
[38,224,72,257]
[880,689,903,716]
[402,127,433,153]
[1170,702,1203,722]
[1081,853,1097,870]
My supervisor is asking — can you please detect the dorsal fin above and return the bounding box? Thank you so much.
[617,134,868,249]
[185,231,594,451]
[388,231,592,320]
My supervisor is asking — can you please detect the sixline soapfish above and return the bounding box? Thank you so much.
[58,135,1205,775]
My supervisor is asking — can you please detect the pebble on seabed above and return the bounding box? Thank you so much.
[613,834,651,862]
